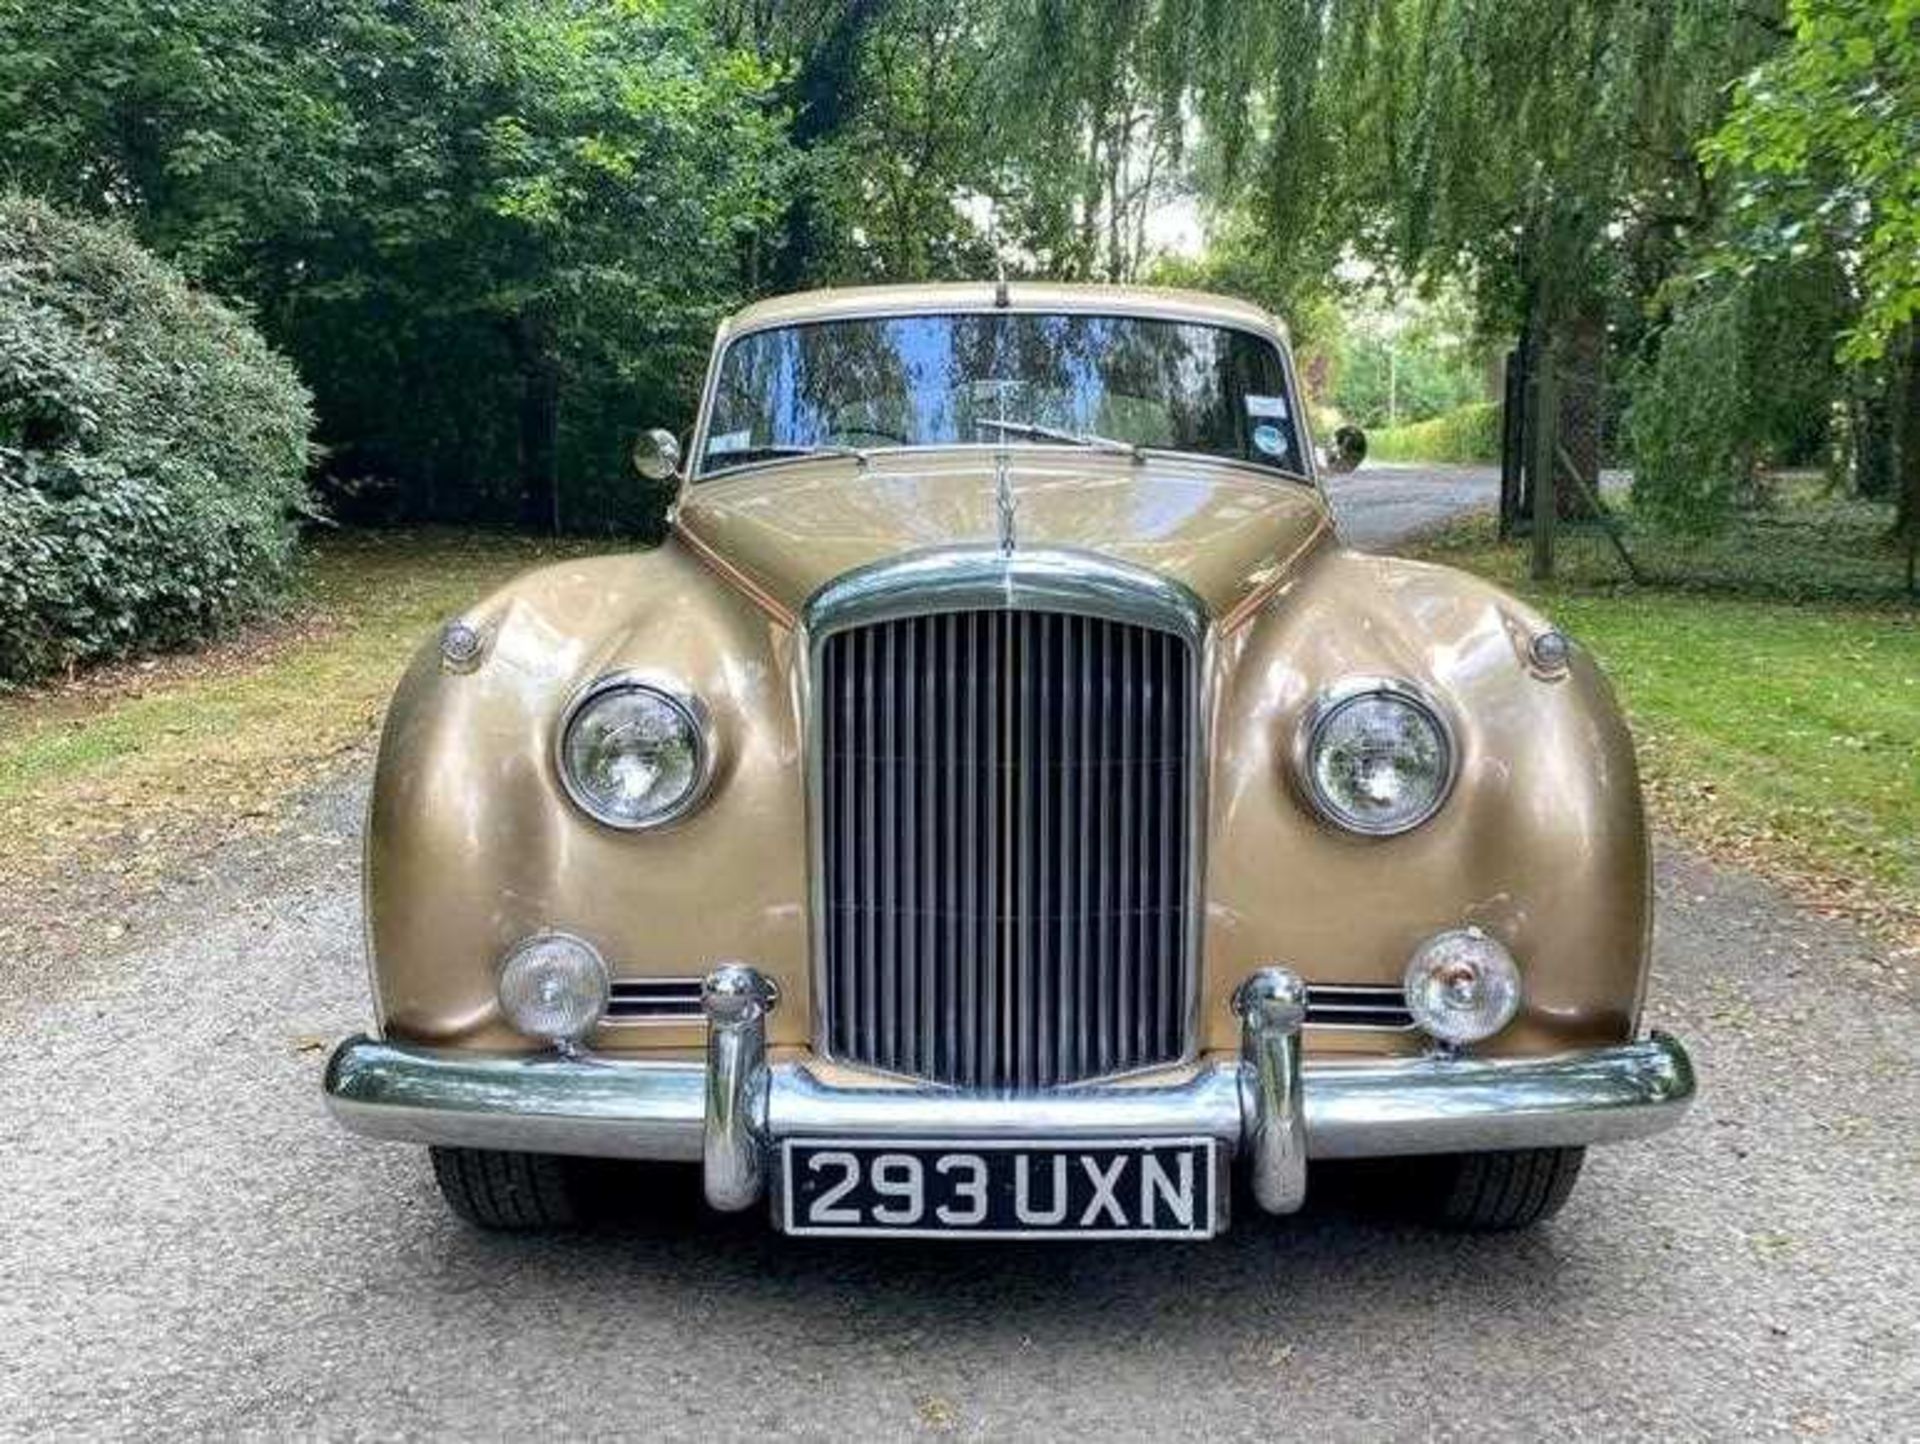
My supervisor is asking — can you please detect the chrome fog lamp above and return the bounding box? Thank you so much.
[498,933,609,1049]
[1403,927,1521,1046]
[557,675,711,829]
[1298,680,1454,836]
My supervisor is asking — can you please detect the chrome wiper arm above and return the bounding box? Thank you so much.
[717,442,868,469]
[973,417,1140,460]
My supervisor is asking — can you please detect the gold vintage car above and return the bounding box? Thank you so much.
[324,283,1695,1238]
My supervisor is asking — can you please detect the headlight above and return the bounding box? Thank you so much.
[557,676,711,829]
[1298,680,1454,836]
[1403,927,1521,1045]
[498,932,609,1047]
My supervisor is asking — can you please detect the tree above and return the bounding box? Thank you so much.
[0,0,793,533]
[779,0,1005,281]
[1706,0,1920,573]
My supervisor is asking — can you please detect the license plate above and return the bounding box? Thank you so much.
[779,1138,1220,1239]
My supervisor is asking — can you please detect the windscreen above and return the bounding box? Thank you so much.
[699,312,1301,477]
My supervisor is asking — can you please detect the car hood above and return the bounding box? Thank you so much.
[671,449,1332,626]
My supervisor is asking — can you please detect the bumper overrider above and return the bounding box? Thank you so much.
[325,965,1695,1229]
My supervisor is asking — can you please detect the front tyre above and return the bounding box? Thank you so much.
[1424,1147,1586,1231]
[429,1146,582,1229]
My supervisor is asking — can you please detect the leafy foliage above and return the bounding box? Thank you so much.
[1323,289,1492,429]
[1369,402,1501,465]
[0,0,1910,571]
[1626,285,1756,532]
[1708,0,1920,363]
[0,197,313,683]
[0,0,791,533]
[270,0,792,532]
[1627,258,1849,530]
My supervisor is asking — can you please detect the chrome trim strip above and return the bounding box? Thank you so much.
[685,442,1316,494]
[325,1030,1696,1176]
[805,545,1208,650]
[801,546,1211,1087]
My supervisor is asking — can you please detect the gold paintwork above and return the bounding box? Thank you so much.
[364,283,1649,1068]
[673,450,1330,627]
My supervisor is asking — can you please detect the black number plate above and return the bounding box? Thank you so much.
[779,1138,1220,1239]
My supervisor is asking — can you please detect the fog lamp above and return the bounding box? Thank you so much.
[498,932,609,1049]
[1403,927,1521,1046]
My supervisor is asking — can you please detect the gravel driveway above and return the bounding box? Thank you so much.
[1321,461,1500,548]
[2,477,1914,1440]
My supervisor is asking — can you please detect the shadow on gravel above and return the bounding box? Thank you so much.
[423,1157,1571,1341]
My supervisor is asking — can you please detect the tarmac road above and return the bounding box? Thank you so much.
[2,470,1913,1440]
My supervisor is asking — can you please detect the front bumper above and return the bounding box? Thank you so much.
[325,966,1695,1220]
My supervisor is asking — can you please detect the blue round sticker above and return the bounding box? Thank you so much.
[1253,422,1284,456]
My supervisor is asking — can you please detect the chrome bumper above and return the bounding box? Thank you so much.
[325,966,1696,1220]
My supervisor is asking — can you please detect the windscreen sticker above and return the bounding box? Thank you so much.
[1252,423,1287,457]
[1245,393,1290,419]
[708,428,753,455]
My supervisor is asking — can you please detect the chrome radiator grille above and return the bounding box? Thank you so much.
[817,608,1195,1089]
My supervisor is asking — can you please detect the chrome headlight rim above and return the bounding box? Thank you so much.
[1294,676,1457,838]
[554,671,715,831]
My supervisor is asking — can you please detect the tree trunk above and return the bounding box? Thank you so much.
[1895,326,1919,596]
[512,307,561,535]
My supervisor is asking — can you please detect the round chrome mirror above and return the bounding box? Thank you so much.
[633,428,682,482]
[1323,424,1368,474]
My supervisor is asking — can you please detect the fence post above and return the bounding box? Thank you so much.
[1530,337,1559,581]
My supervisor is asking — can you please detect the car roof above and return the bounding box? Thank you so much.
[719,282,1289,343]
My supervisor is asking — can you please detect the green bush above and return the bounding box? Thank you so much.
[0,197,313,683]
[1368,401,1502,463]
[1626,266,1847,534]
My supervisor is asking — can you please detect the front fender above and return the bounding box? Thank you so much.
[365,541,812,1051]
[367,539,1649,1064]
[1200,546,1649,1056]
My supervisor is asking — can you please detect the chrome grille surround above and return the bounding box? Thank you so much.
[803,546,1210,1090]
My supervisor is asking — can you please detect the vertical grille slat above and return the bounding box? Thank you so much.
[821,606,1193,1089]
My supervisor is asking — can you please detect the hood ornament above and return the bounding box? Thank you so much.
[995,448,1017,555]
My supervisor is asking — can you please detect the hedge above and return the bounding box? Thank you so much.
[0,197,313,683]
[1367,400,1502,464]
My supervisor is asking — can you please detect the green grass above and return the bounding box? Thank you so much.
[0,529,614,879]
[1551,480,1911,604]
[1412,511,1919,940]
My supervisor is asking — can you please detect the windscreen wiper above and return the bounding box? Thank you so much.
[973,418,1141,460]
[712,442,868,469]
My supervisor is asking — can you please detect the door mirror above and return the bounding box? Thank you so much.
[1322,425,1367,474]
[633,428,683,482]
